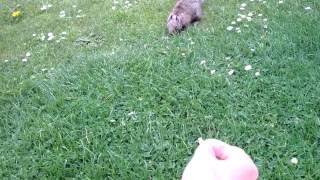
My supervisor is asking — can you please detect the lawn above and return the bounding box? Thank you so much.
[0,0,320,179]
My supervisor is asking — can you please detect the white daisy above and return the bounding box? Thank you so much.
[210,70,216,75]
[228,69,235,75]
[255,71,261,76]
[244,65,252,71]
[76,15,86,18]
[291,157,298,164]
[26,52,31,57]
[40,5,47,11]
[48,35,54,41]
[227,26,234,31]
[305,7,311,10]
[59,11,66,18]
[128,111,136,116]
[241,3,247,7]
[278,1,283,4]
[22,58,28,62]
[41,33,46,41]
[200,60,206,65]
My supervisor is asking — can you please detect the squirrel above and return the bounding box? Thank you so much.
[167,0,204,34]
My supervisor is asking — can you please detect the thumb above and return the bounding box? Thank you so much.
[194,139,232,160]
[181,139,231,180]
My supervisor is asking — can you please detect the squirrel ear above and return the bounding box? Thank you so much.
[169,14,174,20]
[167,14,173,22]
[176,15,182,26]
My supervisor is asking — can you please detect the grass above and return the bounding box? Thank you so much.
[1,0,320,179]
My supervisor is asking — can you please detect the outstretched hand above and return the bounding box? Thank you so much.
[182,139,258,180]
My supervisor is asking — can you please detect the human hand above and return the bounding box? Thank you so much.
[182,138,258,180]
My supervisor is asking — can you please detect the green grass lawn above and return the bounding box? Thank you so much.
[1,0,320,179]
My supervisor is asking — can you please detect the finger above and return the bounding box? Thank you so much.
[194,139,231,160]
[223,146,259,180]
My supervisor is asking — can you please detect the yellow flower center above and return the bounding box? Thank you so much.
[11,10,21,17]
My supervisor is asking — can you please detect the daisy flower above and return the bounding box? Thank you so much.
[228,69,235,75]
[241,3,247,7]
[227,26,234,31]
[40,5,48,11]
[244,65,252,71]
[200,60,206,65]
[304,7,311,10]
[128,111,136,116]
[59,11,66,18]
[291,157,298,164]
